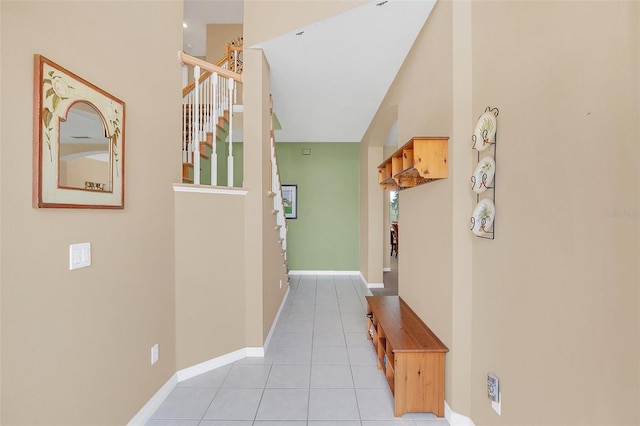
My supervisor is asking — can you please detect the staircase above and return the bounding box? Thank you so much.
[181,106,231,185]
[179,47,289,274]
[180,50,240,187]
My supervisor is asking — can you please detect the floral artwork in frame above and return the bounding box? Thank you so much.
[282,185,297,219]
[33,54,126,209]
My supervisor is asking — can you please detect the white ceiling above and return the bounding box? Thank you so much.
[184,0,436,143]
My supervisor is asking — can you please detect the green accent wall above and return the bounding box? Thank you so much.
[276,143,360,271]
[198,142,244,187]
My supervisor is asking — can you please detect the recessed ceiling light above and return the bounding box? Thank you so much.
[183,22,188,28]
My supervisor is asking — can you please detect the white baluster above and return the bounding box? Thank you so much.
[210,73,218,186]
[193,66,201,185]
[204,75,209,135]
[227,78,234,187]
[182,94,187,163]
[187,92,193,164]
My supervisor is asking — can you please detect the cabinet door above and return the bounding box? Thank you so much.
[413,138,448,179]
[393,352,445,417]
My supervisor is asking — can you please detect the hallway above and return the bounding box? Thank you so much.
[373,255,399,297]
[146,274,448,425]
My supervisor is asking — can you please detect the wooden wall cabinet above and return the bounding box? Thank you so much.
[378,137,448,191]
[366,295,448,417]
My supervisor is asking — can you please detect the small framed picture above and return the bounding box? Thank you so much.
[282,184,297,219]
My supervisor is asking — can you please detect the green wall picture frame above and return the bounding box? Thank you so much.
[282,184,297,219]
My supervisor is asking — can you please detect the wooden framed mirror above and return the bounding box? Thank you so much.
[33,55,125,208]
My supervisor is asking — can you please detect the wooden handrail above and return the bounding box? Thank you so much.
[181,39,243,97]
[179,51,243,83]
[182,70,213,98]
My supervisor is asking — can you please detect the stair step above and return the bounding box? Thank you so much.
[182,161,195,180]
[199,141,211,159]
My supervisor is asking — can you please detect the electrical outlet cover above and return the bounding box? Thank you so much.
[492,392,501,415]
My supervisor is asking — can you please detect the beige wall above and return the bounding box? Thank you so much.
[206,23,243,65]
[360,106,399,285]
[174,191,246,369]
[449,0,475,414]
[0,7,3,419]
[361,0,456,400]
[243,45,288,347]
[0,1,182,424]
[358,145,383,285]
[469,2,639,424]
[242,48,267,347]
[362,0,640,424]
[243,1,324,347]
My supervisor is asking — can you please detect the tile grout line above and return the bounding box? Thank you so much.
[306,273,318,423]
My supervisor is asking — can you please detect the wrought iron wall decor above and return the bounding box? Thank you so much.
[470,106,498,239]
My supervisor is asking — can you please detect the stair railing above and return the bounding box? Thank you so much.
[179,51,242,186]
[182,40,242,107]
[268,95,288,265]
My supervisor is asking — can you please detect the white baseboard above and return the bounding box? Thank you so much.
[445,401,475,426]
[129,283,293,425]
[127,373,177,426]
[129,345,266,425]
[288,270,360,275]
[246,347,264,357]
[359,271,384,289]
[176,348,251,382]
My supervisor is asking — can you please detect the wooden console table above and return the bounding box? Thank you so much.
[365,295,448,417]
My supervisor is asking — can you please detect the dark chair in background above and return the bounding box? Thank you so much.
[390,223,398,257]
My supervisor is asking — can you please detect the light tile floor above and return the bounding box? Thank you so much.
[147,274,449,426]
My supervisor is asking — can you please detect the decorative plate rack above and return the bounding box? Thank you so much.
[470,106,498,239]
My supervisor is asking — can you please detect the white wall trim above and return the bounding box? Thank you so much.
[176,348,250,382]
[127,373,177,426]
[129,279,295,424]
[445,401,476,426]
[130,346,266,424]
[359,271,384,289]
[245,347,264,357]
[288,270,360,276]
[172,183,248,195]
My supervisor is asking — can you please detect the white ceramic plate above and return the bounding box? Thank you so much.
[471,198,495,236]
[471,156,496,194]
[472,112,497,151]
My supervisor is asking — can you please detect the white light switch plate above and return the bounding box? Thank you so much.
[69,243,91,270]
[151,344,159,365]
